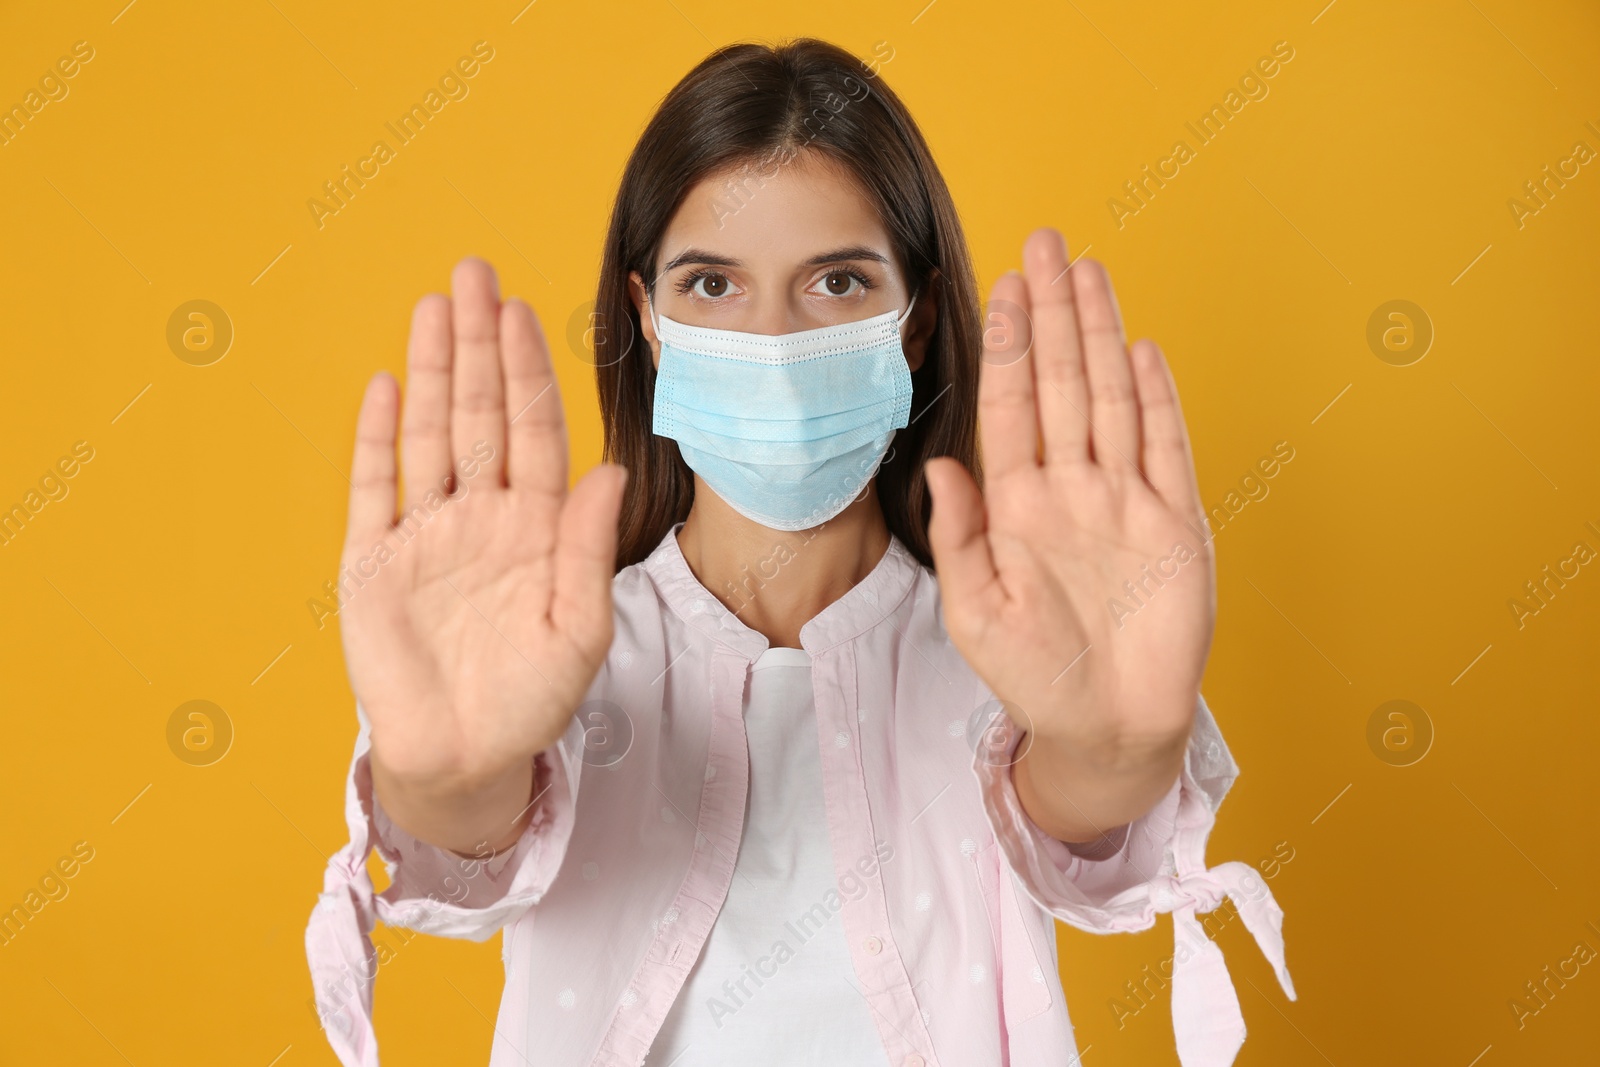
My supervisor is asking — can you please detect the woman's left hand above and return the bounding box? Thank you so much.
[925,227,1214,845]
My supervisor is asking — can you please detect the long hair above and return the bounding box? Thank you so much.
[592,37,983,572]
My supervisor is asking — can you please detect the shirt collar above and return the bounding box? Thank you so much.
[641,520,925,660]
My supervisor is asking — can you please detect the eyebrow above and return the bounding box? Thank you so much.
[659,244,891,273]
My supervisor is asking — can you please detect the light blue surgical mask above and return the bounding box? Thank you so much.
[647,292,919,531]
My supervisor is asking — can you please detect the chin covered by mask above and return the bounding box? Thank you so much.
[648,294,918,531]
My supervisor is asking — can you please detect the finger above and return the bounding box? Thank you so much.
[550,463,628,660]
[924,456,1004,642]
[348,372,399,549]
[450,257,508,490]
[978,271,1041,480]
[501,297,567,499]
[401,294,453,507]
[1022,228,1092,469]
[1130,339,1204,524]
[1072,260,1141,473]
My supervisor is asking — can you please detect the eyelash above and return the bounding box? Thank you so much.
[670,266,877,297]
[671,269,716,296]
[820,267,877,294]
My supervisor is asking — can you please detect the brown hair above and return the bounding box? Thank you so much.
[592,37,982,572]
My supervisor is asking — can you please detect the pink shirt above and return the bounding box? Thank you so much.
[305,522,1295,1066]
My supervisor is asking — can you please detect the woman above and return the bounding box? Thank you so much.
[305,37,1294,1067]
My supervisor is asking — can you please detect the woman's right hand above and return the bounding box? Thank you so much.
[339,258,627,856]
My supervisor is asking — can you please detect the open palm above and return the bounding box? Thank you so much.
[340,259,626,820]
[927,229,1214,764]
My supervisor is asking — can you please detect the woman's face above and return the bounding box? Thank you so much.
[630,150,933,372]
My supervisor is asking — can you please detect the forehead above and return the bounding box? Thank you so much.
[657,150,894,271]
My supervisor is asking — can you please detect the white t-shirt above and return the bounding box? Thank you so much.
[646,646,891,1066]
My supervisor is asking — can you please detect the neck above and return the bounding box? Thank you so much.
[675,479,892,650]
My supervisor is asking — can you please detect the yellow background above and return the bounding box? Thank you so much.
[2,1,1597,1064]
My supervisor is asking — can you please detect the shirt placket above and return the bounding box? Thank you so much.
[592,645,753,1067]
[812,641,940,1067]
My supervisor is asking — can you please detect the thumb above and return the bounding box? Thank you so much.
[551,463,628,654]
[925,457,999,628]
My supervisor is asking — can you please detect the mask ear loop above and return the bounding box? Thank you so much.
[896,290,919,330]
[645,286,662,338]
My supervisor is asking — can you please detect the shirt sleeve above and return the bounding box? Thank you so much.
[971,691,1296,1067]
[304,701,583,1067]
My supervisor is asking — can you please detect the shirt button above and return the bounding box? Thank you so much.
[905,1056,925,1067]
[863,935,883,955]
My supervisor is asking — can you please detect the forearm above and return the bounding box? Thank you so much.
[371,752,540,859]
[1011,727,1186,858]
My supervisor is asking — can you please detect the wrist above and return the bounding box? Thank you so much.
[1061,822,1131,861]
[372,753,538,857]
[1012,729,1184,844]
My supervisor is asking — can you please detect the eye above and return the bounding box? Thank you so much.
[810,268,876,297]
[674,269,736,299]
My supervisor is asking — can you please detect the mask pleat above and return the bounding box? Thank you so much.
[650,306,917,530]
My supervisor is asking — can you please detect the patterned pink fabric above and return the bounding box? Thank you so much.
[306,522,1293,1066]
